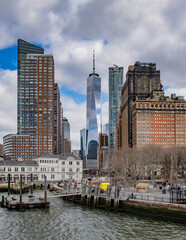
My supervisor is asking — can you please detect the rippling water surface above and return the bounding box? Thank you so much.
[0,191,186,240]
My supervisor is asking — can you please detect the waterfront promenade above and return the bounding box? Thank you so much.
[50,182,186,223]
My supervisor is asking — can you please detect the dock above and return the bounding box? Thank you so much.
[50,182,186,223]
[1,174,50,210]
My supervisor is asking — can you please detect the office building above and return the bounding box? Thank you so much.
[97,133,109,169]
[117,62,162,148]
[54,84,63,154]
[3,39,63,160]
[80,128,86,160]
[0,144,3,156]
[86,52,101,169]
[63,117,70,141]
[132,91,186,147]
[3,134,33,161]
[63,117,71,153]
[17,39,44,134]
[108,66,123,149]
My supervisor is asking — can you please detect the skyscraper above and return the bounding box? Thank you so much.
[108,65,123,149]
[54,84,63,155]
[80,128,86,160]
[3,39,63,160]
[17,39,44,134]
[63,117,71,153]
[116,61,162,148]
[86,52,101,169]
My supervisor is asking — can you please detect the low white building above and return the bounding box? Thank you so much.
[0,153,83,182]
[33,153,83,181]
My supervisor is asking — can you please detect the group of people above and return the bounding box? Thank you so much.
[158,181,182,191]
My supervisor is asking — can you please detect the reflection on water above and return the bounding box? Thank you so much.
[0,191,186,240]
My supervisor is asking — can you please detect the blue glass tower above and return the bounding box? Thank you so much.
[80,128,86,160]
[108,65,123,149]
[86,51,101,169]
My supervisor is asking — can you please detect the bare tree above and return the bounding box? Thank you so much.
[142,145,163,184]
[162,146,186,183]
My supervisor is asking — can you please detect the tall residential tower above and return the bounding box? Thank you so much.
[108,65,123,149]
[3,39,63,160]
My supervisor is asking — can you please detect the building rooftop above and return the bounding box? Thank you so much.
[59,153,81,160]
[33,153,59,159]
[0,160,38,167]
[33,153,81,160]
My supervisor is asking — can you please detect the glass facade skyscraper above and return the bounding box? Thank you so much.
[108,65,123,149]
[63,117,71,153]
[80,128,86,160]
[17,39,44,134]
[3,39,63,161]
[86,56,101,169]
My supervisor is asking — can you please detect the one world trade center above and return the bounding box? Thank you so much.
[86,51,102,169]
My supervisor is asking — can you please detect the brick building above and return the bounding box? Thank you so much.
[118,62,162,148]
[132,90,186,147]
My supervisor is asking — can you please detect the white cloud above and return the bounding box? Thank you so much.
[61,95,86,149]
[1,0,186,149]
[0,69,17,143]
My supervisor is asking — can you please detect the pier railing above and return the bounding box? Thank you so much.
[52,183,186,205]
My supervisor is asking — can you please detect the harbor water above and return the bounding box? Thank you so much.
[0,191,186,240]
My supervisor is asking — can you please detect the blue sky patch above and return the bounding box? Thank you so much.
[60,86,86,103]
[0,45,17,70]
[103,39,108,45]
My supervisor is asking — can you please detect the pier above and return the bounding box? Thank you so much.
[1,174,50,210]
[50,182,186,223]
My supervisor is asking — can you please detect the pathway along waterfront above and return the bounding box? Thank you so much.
[0,191,186,240]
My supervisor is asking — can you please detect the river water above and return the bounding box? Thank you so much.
[0,191,186,240]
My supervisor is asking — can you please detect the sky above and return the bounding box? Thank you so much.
[1,0,186,149]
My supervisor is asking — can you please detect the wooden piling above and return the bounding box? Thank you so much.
[80,183,86,203]
[64,181,67,191]
[2,195,4,206]
[87,184,92,206]
[20,174,23,203]
[106,185,112,210]
[44,175,47,202]
[93,184,99,208]
[114,185,121,211]
[30,173,33,194]
[8,173,11,196]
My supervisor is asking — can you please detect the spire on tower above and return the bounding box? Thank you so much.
[93,50,95,74]
[89,50,99,77]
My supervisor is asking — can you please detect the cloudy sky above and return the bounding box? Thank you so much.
[0,0,186,149]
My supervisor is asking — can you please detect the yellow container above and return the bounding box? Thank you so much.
[100,183,110,191]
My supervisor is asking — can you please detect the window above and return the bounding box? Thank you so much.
[21,167,25,172]
[62,161,65,165]
[76,162,79,165]
[51,174,55,179]
[69,168,72,172]
[69,161,72,165]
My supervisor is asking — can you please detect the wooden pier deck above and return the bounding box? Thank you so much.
[0,174,50,210]
[1,196,50,210]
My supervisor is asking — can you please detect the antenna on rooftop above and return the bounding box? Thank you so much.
[93,50,95,74]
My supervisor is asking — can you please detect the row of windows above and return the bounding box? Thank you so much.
[138,103,186,108]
